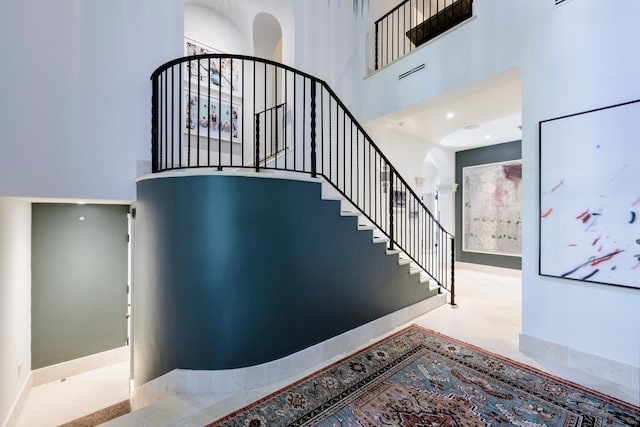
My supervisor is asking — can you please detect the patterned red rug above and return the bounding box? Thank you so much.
[208,325,640,426]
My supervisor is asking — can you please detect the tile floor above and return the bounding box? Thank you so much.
[14,264,638,426]
[15,360,130,427]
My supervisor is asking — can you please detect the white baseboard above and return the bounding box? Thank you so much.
[131,293,447,410]
[2,372,32,427]
[456,261,522,277]
[31,346,129,386]
[519,333,639,405]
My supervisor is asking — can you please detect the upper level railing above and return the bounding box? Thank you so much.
[151,54,455,303]
[375,0,473,69]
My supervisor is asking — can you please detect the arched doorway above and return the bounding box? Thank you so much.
[253,12,282,62]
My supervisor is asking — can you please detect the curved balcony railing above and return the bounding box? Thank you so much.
[150,54,455,303]
[375,0,473,69]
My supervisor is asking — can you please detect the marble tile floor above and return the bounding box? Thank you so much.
[16,265,639,426]
[15,360,130,427]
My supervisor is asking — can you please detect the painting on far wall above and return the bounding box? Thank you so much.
[185,92,240,143]
[539,99,640,289]
[184,37,241,95]
[462,160,522,257]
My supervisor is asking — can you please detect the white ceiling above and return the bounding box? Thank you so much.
[369,67,523,151]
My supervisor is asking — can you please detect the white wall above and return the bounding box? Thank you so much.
[293,0,375,113]
[0,199,31,427]
[366,124,447,194]
[0,0,183,201]
[185,5,252,54]
[367,125,455,232]
[185,1,295,66]
[361,0,528,123]
[521,0,640,370]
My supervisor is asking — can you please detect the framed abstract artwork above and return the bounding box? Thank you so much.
[184,92,240,143]
[184,37,241,95]
[462,160,522,257]
[539,99,640,289]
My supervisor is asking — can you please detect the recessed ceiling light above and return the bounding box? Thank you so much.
[78,216,86,221]
[485,134,491,140]
[446,112,454,119]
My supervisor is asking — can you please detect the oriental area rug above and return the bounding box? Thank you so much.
[208,325,640,427]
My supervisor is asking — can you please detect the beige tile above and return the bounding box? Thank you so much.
[16,264,638,427]
[15,360,129,427]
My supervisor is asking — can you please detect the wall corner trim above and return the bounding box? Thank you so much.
[31,346,128,386]
[519,333,639,405]
[2,372,32,427]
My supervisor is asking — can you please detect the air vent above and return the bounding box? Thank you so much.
[398,63,426,80]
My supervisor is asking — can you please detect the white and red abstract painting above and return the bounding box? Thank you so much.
[539,99,640,289]
[463,160,522,257]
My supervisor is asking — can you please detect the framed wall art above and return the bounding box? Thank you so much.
[184,37,241,95]
[185,92,240,143]
[462,160,522,257]
[539,99,640,289]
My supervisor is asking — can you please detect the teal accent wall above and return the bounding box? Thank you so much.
[455,140,522,270]
[133,175,436,386]
[31,204,129,369]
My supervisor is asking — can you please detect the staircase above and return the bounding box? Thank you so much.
[135,53,456,398]
[150,53,455,303]
[320,179,439,294]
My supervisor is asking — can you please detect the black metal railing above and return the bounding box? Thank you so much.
[151,54,455,303]
[375,0,473,70]
[255,103,287,167]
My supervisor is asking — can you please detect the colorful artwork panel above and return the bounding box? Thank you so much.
[463,160,522,257]
[539,99,640,289]
[185,92,240,143]
[184,38,241,94]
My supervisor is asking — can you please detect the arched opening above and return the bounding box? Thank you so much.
[252,12,282,62]
[421,147,456,233]
[253,13,285,158]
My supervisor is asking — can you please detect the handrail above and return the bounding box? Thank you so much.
[150,53,455,302]
[375,0,473,69]
[255,102,287,166]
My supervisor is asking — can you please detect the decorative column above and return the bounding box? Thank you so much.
[414,176,433,211]
[436,182,458,235]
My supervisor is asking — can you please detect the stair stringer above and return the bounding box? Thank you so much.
[319,179,442,294]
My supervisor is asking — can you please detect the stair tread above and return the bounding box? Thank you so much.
[322,195,344,201]
[322,180,443,291]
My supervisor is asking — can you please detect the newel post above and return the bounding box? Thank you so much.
[450,236,456,306]
[151,75,158,172]
[310,81,317,178]
[255,113,260,172]
[389,167,395,250]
